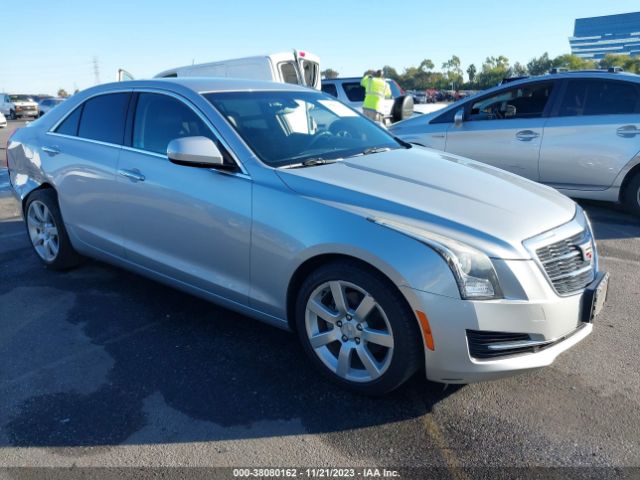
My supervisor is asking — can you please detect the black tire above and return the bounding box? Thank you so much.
[622,172,640,216]
[391,95,414,123]
[9,109,16,120]
[295,260,422,396]
[24,189,82,270]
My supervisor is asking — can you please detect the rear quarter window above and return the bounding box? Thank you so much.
[54,106,82,136]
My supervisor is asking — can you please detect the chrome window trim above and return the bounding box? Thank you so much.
[45,131,123,150]
[47,88,250,177]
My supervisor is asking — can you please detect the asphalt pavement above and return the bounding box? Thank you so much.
[0,119,639,476]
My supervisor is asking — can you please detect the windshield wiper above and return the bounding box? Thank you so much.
[280,158,340,169]
[362,147,392,155]
[346,147,392,159]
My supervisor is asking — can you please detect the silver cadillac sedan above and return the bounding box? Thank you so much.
[6,78,608,395]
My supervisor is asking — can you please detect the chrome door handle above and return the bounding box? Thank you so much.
[616,125,640,137]
[515,130,540,141]
[42,146,60,155]
[118,168,146,182]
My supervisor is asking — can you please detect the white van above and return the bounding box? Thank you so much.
[119,50,321,90]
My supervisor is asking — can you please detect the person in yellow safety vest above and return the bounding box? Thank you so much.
[361,70,392,124]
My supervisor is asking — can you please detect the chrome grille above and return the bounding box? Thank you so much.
[536,231,595,295]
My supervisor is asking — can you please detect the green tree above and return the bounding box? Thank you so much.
[57,88,69,98]
[442,55,463,89]
[321,68,339,79]
[510,62,528,77]
[598,54,640,73]
[526,52,553,75]
[466,64,477,83]
[382,65,400,81]
[552,54,596,71]
[419,59,435,72]
[474,56,511,89]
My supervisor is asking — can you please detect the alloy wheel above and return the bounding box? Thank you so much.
[304,280,394,383]
[26,200,60,262]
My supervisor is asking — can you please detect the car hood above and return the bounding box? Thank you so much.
[275,147,576,259]
[12,101,37,107]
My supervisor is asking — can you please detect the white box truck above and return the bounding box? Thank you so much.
[118,50,320,90]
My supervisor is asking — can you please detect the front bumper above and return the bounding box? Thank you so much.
[14,109,38,118]
[403,260,599,384]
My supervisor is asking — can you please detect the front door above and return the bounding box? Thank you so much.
[444,81,557,181]
[115,92,252,304]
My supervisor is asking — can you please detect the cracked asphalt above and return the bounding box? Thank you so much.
[0,120,639,475]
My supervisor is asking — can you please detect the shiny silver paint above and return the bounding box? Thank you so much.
[390,72,640,203]
[7,78,602,383]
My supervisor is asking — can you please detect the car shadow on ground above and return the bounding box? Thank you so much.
[578,200,640,240]
[0,218,461,449]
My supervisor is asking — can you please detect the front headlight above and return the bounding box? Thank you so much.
[372,218,503,300]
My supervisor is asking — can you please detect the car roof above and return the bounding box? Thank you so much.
[499,70,640,89]
[93,77,312,95]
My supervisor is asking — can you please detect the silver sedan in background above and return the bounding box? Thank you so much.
[6,79,608,395]
[390,70,640,216]
[38,97,65,117]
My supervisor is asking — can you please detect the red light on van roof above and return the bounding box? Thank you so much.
[299,51,306,57]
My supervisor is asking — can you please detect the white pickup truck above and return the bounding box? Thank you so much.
[0,94,39,120]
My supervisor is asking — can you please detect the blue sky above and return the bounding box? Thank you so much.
[3,0,640,95]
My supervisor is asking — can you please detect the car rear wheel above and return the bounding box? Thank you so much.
[25,189,82,269]
[622,172,640,216]
[9,109,16,120]
[295,261,422,395]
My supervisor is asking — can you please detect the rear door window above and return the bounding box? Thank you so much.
[77,93,130,144]
[558,79,640,116]
[321,84,338,97]
[343,82,365,102]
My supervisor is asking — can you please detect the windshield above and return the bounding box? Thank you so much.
[9,95,33,102]
[204,91,403,167]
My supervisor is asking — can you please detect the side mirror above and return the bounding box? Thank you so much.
[454,109,464,127]
[167,136,226,168]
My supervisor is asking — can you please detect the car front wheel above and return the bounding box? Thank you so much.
[295,261,422,395]
[25,189,82,269]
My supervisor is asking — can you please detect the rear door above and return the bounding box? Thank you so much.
[46,91,131,255]
[444,81,557,181]
[115,91,252,304]
[539,78,640,190]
